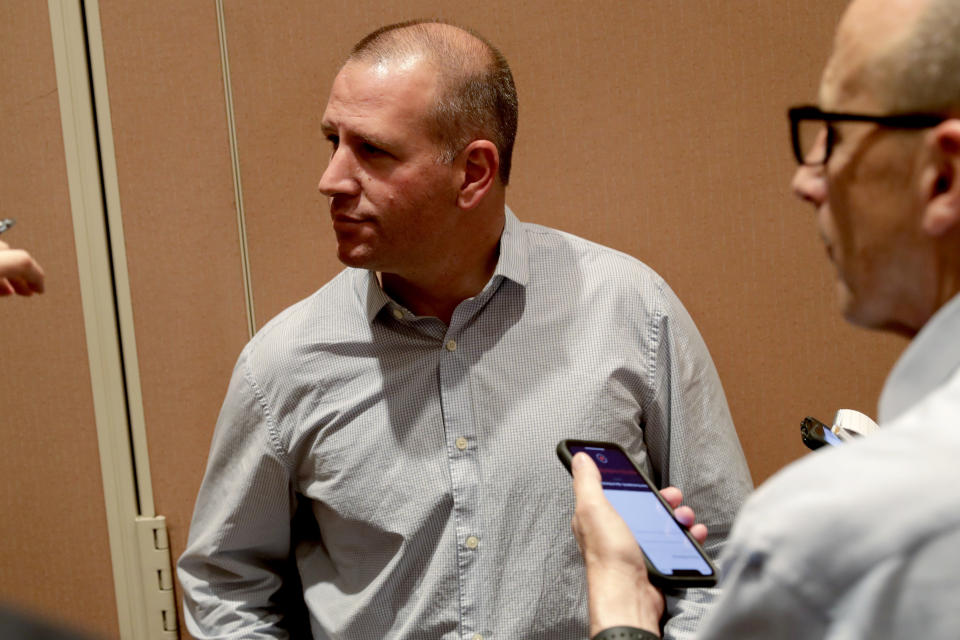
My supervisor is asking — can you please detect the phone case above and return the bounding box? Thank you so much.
[557,439,718,589]
[800,416,831,450]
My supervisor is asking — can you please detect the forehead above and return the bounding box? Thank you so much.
[321,59,439,139]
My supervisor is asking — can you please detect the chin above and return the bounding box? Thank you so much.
[840,294,916,336]
[337,248,376,270]
[837,284,877,330]
[337,243,377,269]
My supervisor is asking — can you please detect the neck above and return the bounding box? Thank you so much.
[924,237,960,334]
[382,244,500,324]
[382,205,505,325]
[932,271,960,327]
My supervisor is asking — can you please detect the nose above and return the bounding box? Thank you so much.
[791,163,827,208]
[318,146,359,198]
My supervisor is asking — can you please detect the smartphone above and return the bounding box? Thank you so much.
[557,439,717,589]
[800,416,843,451]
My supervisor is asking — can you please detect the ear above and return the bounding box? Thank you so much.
[456,140,500,210]
[921,119,960,237]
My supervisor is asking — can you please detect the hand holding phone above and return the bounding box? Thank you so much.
[558,440,717,589]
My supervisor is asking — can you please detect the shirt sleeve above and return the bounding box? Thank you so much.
[695,549,827,640]
[698,520,960,640]
[641,280,754,640]
[177,350,298,639]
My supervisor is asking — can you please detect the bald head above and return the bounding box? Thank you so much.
[347,21,518,185]
[833,0,960,114]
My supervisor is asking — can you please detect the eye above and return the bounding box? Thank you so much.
[325,134,339,150]
[361,142,387,156]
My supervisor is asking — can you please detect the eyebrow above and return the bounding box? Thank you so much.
[321,121,393,150]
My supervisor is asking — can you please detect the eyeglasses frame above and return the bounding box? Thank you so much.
[788,105,948,166]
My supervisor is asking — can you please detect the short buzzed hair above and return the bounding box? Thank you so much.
[869,0,960,113]
[348,20,519,185]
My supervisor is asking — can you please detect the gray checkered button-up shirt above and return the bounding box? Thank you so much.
[178,208,753,639]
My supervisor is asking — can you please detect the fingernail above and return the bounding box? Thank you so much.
[572,452,587,469]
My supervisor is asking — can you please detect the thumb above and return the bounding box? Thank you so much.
[571,452,604,504]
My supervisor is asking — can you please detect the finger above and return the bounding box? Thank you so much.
[570,452,611,547]
[0,250,45,294]
[689,523,708,545]
[24,261,45,293]
[0,240,9,251]
[671,505,708,544]
[0,279,13,296]
[673,505,695,528]
[9,277,36,296]
[7,268,45,294]
[571,452,604,502]
[659,486,683,510]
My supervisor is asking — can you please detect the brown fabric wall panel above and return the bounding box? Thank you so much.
[499,1,906,482]
[0,3,119,638]
[218,3,342,326]
[225,0,904,487]
[498,1,908,481]
[95,2,252,617]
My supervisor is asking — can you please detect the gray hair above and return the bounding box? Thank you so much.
[348,20,519,185]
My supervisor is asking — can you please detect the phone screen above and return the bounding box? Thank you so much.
[567,443,714,579]
[822,428,843,446]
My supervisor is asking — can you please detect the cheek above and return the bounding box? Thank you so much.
[357,174,405,209]
[394,174,449,211]
[822,182,849,245]
[825,167,869,250]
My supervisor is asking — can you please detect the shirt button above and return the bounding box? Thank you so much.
[392,308,403,320]
[465,535,479,549]
[455,436,468,450]
[445,339,457,351]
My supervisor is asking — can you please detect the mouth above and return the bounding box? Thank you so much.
[332,213,366,224]
[328,199,367,224]
[331,213,375,235]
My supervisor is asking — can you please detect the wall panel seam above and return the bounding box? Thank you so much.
[216,0,257,338]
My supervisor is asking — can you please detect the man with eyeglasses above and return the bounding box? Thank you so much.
[569,0,960,638]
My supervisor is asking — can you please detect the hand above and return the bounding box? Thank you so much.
[659,486,708,545]
[0,240,46,296]
[571,452,664,638]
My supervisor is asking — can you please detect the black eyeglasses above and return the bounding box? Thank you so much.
[788,105,947,166]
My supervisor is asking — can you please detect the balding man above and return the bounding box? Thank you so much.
[570,0,960,638]
[178,20,751,639]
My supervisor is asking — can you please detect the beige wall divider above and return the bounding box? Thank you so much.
[216,0,258,339]
[48,1,177,638]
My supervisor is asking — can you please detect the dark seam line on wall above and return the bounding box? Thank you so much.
[79,0,143,516]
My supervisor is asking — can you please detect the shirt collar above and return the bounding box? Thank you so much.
[359,205,529,323]
[494,205,529,288]
[362,270,393,322]
[878,292,960,423]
